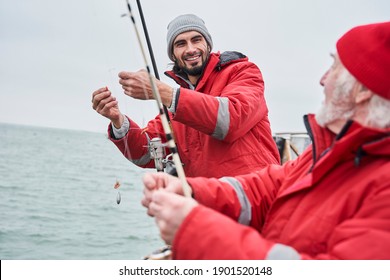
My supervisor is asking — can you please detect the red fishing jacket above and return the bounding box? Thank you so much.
[173,114,390,259]
[108,51,280,177]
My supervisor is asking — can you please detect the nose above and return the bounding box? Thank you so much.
[185,42,197,53]
[320,70,329,86]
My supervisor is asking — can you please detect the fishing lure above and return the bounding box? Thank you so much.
[114,180,121,189]
[114,179,121,204]
[116,191,121,205]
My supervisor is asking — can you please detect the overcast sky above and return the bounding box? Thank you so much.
[1,0,389,134]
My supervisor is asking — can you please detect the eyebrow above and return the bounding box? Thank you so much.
[191,35,203,40]
[174,35,204,46]
[173,39,185,46]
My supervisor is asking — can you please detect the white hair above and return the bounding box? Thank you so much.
[366,94,390,128]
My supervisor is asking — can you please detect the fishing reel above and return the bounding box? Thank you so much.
[148,138,177,176]
[149,137,166,172]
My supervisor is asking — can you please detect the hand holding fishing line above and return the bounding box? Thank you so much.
[91,86,124,129]
[118,70,175,108]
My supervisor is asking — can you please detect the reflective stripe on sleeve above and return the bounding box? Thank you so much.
[219,177,251,225]
[130,153,151,166]
[265,244,301,260]
[212,97,230,140]
[129,132,151,165]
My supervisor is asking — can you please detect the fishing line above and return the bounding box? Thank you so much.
[92,1,162,207]
[106,68,125,205]
[122,0,191,197]
[91,3,126,205]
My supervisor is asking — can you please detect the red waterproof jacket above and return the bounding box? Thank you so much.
[173,114,390,259]
[108,51,280,177]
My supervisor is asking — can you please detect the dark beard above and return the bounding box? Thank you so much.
[183,64,205,76]
[172,54,208,77]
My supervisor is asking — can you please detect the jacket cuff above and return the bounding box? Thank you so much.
[168,88,180,114]
[111,115,130,139]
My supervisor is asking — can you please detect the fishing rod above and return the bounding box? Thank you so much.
[135,0,160,80]
[135,0,173,126]
[122,0,191,198]
[134,0,175,175]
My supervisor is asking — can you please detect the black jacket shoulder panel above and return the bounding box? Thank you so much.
[218,51,247,68]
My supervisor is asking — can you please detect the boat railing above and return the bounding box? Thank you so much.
[273,132,311,164]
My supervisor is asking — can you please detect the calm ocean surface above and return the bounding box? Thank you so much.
[0,123,163,259]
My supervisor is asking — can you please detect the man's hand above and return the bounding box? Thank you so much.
[119,70,173,107]
[149,190,198,245]
[91,87,124,128]
[141,172,190,216]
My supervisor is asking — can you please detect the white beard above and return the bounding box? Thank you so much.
[315,69,356,127]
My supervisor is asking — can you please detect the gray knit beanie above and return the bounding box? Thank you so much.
[166,14,213,61]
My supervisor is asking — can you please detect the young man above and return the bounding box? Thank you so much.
[92,14,280,178]
[141,21,390,259]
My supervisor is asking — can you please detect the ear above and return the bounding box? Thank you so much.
[355,85,373,104]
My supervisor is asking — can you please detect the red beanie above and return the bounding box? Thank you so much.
[336,21,390,100]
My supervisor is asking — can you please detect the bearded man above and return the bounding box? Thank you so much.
[92,14,280,178]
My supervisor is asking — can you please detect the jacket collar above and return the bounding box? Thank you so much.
[305,114,390,163]
[164,51,248,90]
[304,114,390,183]
[280,114,390,197]
[164,52,221,90]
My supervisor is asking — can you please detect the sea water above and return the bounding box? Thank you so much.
[0,123,163,259]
